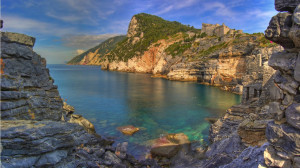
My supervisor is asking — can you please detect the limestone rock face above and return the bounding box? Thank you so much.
[0,32,145,168]
[294,5,300,24]
[1,120,92,167]
[264,145,293,167]
[0,120,140,168]
[275,0,300,12]
[264,2,300,166]
[289,5,300,49]
[266,122,300,156]
[196,1,300,167]
[268,51,297,71]
[295,53,300,81]
[127,16,139,38]
[1,32,63,121]
[285,103,300,129]
[265,13,294,49]
[221,143,269,168]
[1,32,36,47]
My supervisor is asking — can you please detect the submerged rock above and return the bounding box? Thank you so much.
[117,125,140,135]
[150,133,190,158]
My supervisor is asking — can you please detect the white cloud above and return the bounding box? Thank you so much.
[46,12,83,22]
[248,10,276,18]
[61,34,121,49]
[203,2,236,17]
[2,15,79,36]
[76,49,85,55]
[155,0,199,15]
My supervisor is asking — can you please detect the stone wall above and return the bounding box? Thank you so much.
[1,32,64,121]
[202,23,242,37]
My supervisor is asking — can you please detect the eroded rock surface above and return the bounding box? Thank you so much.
[275,0,300,12]
[1,32,63,121]
[0,32,150,168]
[0,120,142,168]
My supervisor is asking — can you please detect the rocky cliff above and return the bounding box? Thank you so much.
[180,1,300,167]
[1,32,63,120]
[68,13,282,94]
[0,32,147,167]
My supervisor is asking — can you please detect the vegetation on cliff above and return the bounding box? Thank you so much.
[67,35,126,65]
[68,13,277,65]
[108,13,200,61]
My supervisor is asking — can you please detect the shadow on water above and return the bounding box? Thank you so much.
[47,64,241,159]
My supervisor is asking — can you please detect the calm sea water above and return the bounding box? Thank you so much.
[48,64,241,159]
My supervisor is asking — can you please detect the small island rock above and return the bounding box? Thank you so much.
[117,125,140,135]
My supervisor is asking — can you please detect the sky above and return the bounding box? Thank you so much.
[1,0,277,64]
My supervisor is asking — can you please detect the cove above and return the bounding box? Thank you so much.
[48,64,241,159]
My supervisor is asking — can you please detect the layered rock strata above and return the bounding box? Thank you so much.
[1,32,63,120]
[100,36,282,94]
[0,32,145,167]
[263,1,300,166]
[189,1,300,167]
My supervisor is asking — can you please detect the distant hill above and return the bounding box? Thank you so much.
[67,35,126,65]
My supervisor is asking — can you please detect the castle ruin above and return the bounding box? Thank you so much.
[202,23,243,37]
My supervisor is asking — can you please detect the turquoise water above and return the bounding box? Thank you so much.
[48,64,241,159]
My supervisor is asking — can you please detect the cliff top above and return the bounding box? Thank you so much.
[1,32,36,47]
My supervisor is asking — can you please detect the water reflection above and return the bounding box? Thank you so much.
[48,64,241,158]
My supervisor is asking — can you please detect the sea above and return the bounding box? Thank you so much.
[47,64,241,159]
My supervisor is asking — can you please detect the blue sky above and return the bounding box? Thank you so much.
[2,0,276,64]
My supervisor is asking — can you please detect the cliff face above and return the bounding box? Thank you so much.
[68,13,282,93]
[1,32,63,120]
[0,32,143,168]
[263,1,300,167]
[188,1,300,167]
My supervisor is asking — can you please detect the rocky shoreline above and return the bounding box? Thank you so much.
[0,32,147,168]
[1,0,300,167]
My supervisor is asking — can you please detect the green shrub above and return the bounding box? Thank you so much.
[109,13,200,61]
[165,41,192,57]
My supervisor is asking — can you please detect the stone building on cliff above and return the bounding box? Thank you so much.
[202,23,243,37]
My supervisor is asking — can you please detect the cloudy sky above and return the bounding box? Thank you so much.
[2,0,276,64]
